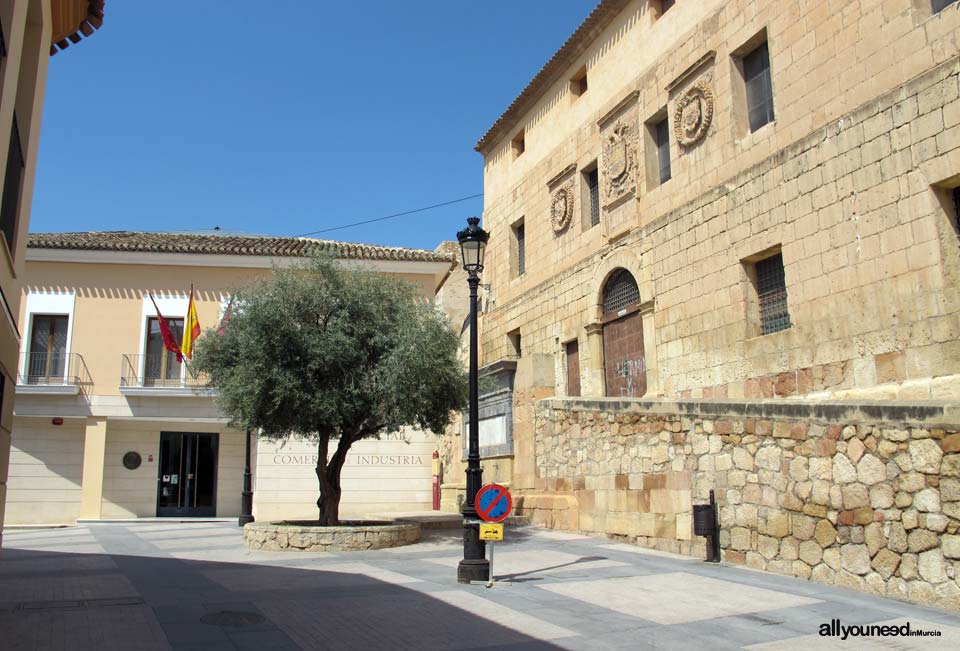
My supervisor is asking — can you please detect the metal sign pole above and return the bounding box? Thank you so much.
[487,542,494,588]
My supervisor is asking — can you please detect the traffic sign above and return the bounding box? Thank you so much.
[476,483,512,523]
[479,523,503,541]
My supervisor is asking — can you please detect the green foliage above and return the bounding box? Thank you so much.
[192,255,467,442]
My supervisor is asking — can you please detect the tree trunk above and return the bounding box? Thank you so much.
[315,433,353,525]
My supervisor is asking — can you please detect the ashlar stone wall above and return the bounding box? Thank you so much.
[528,397,960,611]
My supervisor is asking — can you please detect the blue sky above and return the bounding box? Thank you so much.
[32,2,596,251]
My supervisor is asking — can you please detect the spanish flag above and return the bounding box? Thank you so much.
[181,285,201,359]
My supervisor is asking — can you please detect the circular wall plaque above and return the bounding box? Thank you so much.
[122,451,142,470]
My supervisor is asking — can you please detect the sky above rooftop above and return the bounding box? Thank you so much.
[32,2,596,252]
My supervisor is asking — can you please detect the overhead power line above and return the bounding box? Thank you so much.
[295,193,483,237]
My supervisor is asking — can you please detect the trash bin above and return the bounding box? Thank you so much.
[693,503,715,537]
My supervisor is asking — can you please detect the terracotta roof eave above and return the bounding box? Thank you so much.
[474,0,632,155]
[50,0,105,56]
[26,231,456,265]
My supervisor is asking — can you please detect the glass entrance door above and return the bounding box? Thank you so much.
[157,432,218,517]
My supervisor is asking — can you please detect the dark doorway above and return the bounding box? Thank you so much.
[157,432,218,517]
[601,269,647,398]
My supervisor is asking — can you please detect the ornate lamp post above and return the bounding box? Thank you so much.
[456,216,490,584]
[238,428,254,526]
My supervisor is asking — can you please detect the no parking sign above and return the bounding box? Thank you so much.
[476,483,512,523]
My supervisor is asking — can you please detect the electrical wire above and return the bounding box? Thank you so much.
[294,193,483,237]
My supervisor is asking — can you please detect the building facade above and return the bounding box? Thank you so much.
[463,0,960,609]
[0,0,105,546]
[6,231,454,525]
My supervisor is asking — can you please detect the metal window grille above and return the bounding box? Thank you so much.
[744,42,775,132]
[515,223,525,276]
[756,253,790,335]
[602,269,641,314]
[656,118,671,184]
[933,0,959,13]
[587,169,600,227]
[1,115,24,254]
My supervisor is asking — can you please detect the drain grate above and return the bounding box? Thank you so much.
[200,610,266,628]
[15,596,144,612]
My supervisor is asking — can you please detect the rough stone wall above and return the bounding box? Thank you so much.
[529,397,960,611]
[478,0,960,401]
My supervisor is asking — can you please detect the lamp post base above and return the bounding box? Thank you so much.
[238,514,254,526]
[457,558,491,584]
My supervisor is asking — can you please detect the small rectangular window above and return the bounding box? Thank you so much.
[755,253,790,335]
[743,42,775,132]
[953,186,960,229]
[508,329,522,358]
[586,167,600,227]
[933,0,959,13]
[512,130,526,158]
[655,118,671,184]
[565,340,581,397]
[570,66,588,97]
[1,115,24,256]
[512,219,526,277]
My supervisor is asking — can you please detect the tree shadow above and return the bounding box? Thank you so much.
[496,556,611,584]
[0,544,569,650]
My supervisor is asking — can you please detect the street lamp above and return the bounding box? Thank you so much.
[238,428,254,526]
[456,216,490,584]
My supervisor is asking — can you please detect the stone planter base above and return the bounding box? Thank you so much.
[243,520,420,552]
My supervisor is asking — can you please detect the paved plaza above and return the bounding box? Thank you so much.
[1,522,959,650]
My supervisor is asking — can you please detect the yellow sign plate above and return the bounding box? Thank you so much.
[479,523,503,541]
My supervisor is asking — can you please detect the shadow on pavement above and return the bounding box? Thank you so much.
[0,545,568,651]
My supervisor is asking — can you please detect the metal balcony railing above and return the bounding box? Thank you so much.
[16,351,90,387]
[120,354,209,390]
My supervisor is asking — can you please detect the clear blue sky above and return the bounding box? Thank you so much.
[32,2,596,251]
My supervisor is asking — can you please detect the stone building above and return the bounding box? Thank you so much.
[457,0,960,609]
[6,231,454,525]
[0,0,106,546]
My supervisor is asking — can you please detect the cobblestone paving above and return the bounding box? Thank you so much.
[1,522,960,650]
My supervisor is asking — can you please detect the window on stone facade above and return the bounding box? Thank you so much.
[953,186,960,230]
[655,117,671,185]
[582,164,600,229]
[743,41,775,132]
[565,339,581,397]
[753,253,790,335]
[0,115,24,257]
[933,0,959,13]
[508,329,522,358]
[511,218,526,277]
[660,0,675,14]
[570,66,588,98]
[512,130,526,158]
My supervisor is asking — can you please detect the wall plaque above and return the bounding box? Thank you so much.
[673,78,714,150]
[123,451,142,470]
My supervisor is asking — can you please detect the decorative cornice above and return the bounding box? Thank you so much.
[475,0,633,154]
[665,50,716,92]
[597,90,640,128]
[546,163,578,189]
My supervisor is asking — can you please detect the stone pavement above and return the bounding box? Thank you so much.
[1,523,960,650]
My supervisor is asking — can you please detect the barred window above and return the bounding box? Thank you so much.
[933,0,959,13]
[655,117,671,185]
[744,41,775,132]
[602,269,641,314]
[512,220,525,277]
[756,253,790,335]
[587,168,600,227]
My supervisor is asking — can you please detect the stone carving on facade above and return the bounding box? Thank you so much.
[673,78,714,150]
[551,181,574,233]
[601,120,637,205]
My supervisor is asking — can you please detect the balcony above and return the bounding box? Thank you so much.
[119,354,214,397]
[16,352,90,395]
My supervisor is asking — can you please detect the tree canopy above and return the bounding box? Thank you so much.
[192,255,467,523]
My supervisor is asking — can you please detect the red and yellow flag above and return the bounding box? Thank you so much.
[181,285,201,359]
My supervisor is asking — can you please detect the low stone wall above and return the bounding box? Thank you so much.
[243,521,420,551]
[530,397,960,611]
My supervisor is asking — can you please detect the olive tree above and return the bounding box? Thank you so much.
[192,255,466,524]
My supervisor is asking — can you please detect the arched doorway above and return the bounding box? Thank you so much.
[601,269,646,397]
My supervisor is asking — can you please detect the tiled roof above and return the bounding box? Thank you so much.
[50,0,105,55]
[474,0,631,154]
[27,231,455,264]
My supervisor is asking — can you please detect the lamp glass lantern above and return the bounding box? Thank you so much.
[457,217,489,274]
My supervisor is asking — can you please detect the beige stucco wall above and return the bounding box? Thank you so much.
[5,415,83,524]
[478,0,960,400]
[0,0,53,545]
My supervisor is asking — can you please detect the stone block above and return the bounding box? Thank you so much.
[842,483,869,509]
[815,519,838,548]
[907,528,939,553]
[755,446,782,471]
[856,455,886,485]
[918,549,947,583]
[913,488,940,512]
[871,548,901,579]
[841,544,872,575]
[833,453,857,483]
[910,438,943,474]
[869,484,894,509]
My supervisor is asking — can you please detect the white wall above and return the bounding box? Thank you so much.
[5,417,84,524]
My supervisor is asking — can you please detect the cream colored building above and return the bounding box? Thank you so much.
[449,0,960,609]
[0,0,105,545]
[6,231,454,525]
